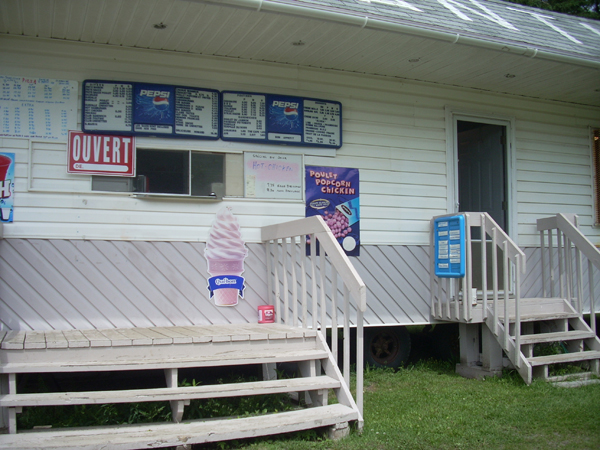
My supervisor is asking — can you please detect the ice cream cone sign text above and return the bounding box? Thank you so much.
[205,207,248,306]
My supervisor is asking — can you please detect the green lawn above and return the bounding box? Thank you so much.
[212,361,600,450]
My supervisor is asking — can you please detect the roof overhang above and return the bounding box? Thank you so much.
[1,0,599,106]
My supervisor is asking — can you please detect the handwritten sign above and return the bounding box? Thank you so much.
[244,152,302,200]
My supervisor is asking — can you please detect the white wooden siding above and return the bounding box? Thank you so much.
[0,36,599,248]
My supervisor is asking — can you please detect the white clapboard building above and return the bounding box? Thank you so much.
[0,0,600,447]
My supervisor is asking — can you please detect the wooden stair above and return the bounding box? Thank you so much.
[488,298,600,384]
[0,404,359,450]
[0,324,361,449]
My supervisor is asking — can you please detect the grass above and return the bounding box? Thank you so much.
[196,361,600,450]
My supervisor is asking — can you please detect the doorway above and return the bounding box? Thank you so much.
[456,119,510,290]
[457,120,508,233]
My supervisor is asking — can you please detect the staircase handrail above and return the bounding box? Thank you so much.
[430,212,526,365]
[261,215,366,423]
[537,213,598,335]
[538,214,600,271]
[261,216,367,313]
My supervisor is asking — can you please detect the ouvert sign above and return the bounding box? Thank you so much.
[67,130,135,176]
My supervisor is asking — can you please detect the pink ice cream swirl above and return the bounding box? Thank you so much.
[205,207,248,271]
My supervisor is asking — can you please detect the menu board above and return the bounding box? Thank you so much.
[82,80,219,139]
[222,93,266,140]
[0,76,78,141]
[434,215,465,278]
[222,91,341,149]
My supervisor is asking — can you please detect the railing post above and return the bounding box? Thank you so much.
[343,285,350,387]
[273,239,282,324]
[290,236,299,327]
[319,241,327,331]
[481,214,488,320]
[558,229,565,298]
[331,269,338,362]
[540,229,547,297]
[300,235,308,328]
[590,260,597,335]
[514,256,521,368]
[464,213,472,322]
[310,235,318,330]
[282,237,290,325]
[503,240,509,350]
[549,229,555,298]
[492,227,499,336]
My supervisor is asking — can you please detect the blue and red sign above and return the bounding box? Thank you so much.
[82,80,220,139]
[222,92,342,148]
[0,152,15,222]
[305,166,360,256]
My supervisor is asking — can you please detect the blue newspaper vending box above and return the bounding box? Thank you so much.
[434,215,465,278]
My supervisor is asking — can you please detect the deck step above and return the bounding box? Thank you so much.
[0,404,358,450]
[0,375,341,407]
[0,347,330,374]
[490,297,578,322]
[497,311,580,323]
[528,350,600,366]
[546,372,595,383]
[519,330,596,345]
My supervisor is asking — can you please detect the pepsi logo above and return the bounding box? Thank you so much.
[272,101,299,109]
[140,90,170,98]
[284,106,298,120]
[153,95,169,110]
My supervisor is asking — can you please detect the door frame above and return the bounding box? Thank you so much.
[445,106,517,238]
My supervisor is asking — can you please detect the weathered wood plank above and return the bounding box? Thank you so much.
[126,327,172,345]
[0,376,341,407]
[114,328,153,346]
[0,404,357,449]
[24,332,46,349]
[149,327,192,344]
[0,348,330,374]
[79,329,112,347]
[96,328,132,347]
[519,330,595,345]
[62,330,90,348]
[529,351,600,366]
[1,330,26,350]
[44,330,68,349]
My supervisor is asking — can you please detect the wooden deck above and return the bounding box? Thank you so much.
[0,323,361,449]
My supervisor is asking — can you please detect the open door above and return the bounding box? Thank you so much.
[456,119,509,290]
[457,120,507,232]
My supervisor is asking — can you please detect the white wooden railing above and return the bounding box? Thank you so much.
[538,213,599,335]
[430,212,527,358]
[261,215,366,421]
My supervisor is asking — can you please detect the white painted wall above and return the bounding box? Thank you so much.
[1,35,599,248]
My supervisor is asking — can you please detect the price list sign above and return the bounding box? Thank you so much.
[222,92,266,140]
[82,80,219,139]
[0,76,77,141]
[434,215,466,278]
[84,81,132,132]
[222,91,341,149]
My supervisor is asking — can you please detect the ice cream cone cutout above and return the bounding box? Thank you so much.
[205,207,248,306]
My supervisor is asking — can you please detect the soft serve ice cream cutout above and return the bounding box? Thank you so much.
[205,207,248,306]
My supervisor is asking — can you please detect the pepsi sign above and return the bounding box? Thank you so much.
[221,91,342,149]
[82,80,220,140]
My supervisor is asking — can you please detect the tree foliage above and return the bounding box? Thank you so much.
[503,0,600,19]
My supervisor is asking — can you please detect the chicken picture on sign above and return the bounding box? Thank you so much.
[67,131,135,176]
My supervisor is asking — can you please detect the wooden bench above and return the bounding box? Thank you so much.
[0,323,359,449]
